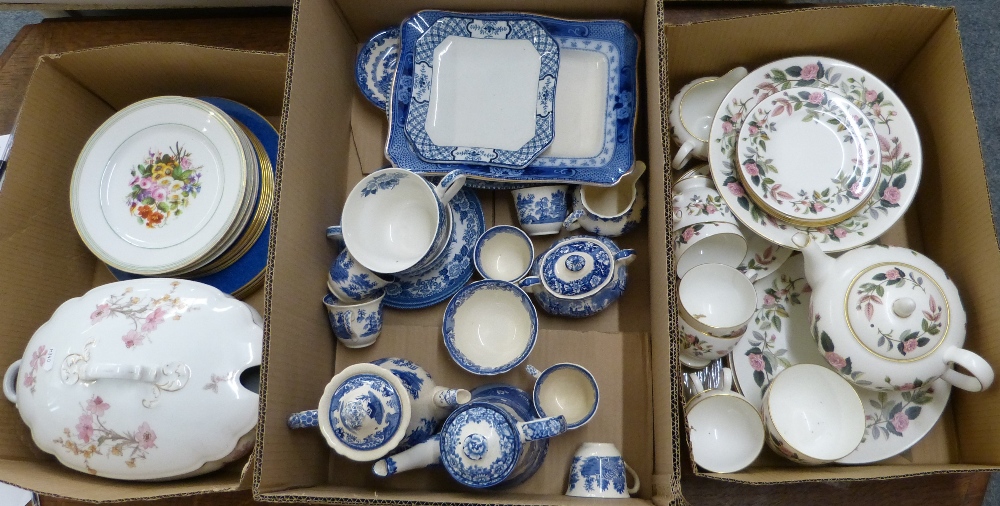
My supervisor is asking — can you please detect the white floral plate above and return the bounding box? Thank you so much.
[729,254,951,464]
[710,57,921,252]
[735,223,793,281]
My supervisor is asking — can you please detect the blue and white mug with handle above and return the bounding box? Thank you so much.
[566,442,640,498]
[511,184,569,236]
[322,292,385,348]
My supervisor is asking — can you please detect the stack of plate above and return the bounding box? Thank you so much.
[70,96,277,297]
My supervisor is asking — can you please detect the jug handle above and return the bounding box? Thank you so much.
[518,415,567,442]
[563,210,584,232]
[941,346,995,392]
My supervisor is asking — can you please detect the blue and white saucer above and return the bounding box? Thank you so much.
[356,27,400,111]
[382,188,484,309]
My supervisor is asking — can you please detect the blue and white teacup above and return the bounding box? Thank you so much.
[325,243,391,302]
[473,225,534,282]
[566,442,640,498]
[511,185,569,236]
[323,292,385,348]
[526,363,599,429]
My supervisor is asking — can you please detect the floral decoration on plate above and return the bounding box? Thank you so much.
[127,144,203,229]
[709,57,921,251]
[736,224,793,280]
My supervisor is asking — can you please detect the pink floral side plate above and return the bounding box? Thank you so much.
[729,253,951,464]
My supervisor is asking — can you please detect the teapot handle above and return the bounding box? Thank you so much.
[287,409,320,429]
[518,415,567,443]
[940,346,995,392]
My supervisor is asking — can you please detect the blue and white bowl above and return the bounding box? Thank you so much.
[443,280,537,375]
[473,225,534,282]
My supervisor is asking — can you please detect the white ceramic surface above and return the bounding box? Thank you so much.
[737,87,879,226]
[564,162,647,237]
[671,176,736,232]
[565,442,640,498]
[684,369,764,474]
[512,185,569,236]
[340,168,465,275]
[323,292,384,349]
[735,223,794,281]
[5,279,261,480]
[541,47,608,158]
[473,225,534,282]
[763,364,865,464]
[673,221,747,278]
[443,280,537,375]
[527,363,599,429]
[668,68,747,169]
[678,263,757,335]
[678,317,746,370]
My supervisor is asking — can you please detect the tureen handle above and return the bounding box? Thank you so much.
[562,210,584,232]
[518,276,542,294]
[3,360,20,403]
[940,346,995,392]
[78,363,187,385]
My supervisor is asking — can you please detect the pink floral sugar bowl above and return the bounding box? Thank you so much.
[2,279,262,481]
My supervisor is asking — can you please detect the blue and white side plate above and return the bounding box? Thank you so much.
[404,15,558,169]
[356,27,400,111]
[383,188,484,309]
[387,11,640,187]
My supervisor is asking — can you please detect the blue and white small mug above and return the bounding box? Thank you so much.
[511,185,569,236]
[326,227,391,302]
[526,363,599,429]
[323,292,385,348]
[566,442,640,498]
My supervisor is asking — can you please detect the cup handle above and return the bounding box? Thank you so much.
[563,209,584,232]
[435,170,467,204]
[672,141,695,170]
[688,374,706,396]
[326,225,342,240]
[624,462,640,495]
[519,276,542,294]
[720,367,734,392]
[526,364,541,379]
[287,409,320,429]
[940,346,995,392]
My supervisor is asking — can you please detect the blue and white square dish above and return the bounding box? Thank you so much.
[404,15,559,169]
[387,11,640,188]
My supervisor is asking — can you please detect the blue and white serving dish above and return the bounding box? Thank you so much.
[519,235,636,318]
[404,15,559,169]
[386,11,640,187]
[372,384,568,489]
[356,27,400,111]
[382,187,484,309]
[443,280,537,375]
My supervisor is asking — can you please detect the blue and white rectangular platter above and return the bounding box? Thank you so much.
[386,11,640,188]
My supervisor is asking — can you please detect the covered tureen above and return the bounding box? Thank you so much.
[3,279,262,480]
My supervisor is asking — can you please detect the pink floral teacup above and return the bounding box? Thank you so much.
[678,316,746,370]
[685,369,764,473]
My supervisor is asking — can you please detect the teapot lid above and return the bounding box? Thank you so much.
[319,363,410,461]
[538,236,615,299]
[439,403,521,488]
[846,262,950,361]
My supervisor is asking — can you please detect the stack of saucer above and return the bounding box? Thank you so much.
[70,96,276,297]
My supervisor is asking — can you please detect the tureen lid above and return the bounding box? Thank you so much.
[439,403,521,488]
[317,363,411,461]
[7,279,261,480]
[846,261,950,361]
[538,236,615,299]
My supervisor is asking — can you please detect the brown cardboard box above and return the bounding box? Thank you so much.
[253,0,676,504]
[665,3,1000,494]
[0,43,286,501]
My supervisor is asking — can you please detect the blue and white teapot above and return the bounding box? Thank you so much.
[372,384,567,488]
[519,235,636,318]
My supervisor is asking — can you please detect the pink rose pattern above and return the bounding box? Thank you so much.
[713,59,913,244]
[678,331,726,358]
[53,395,158,474]
[23,345,48,394]
[89,282,195,349]
[853,265,942,357]
[863,381,934,442]
[744,272,809,395]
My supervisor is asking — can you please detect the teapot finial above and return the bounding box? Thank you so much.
[792,232,835,290]
[892,298,917,318]
[463,433,489,460]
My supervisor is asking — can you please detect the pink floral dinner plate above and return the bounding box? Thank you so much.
[735,223,793,282]
[729,254,951,464]
[709,57,921,252]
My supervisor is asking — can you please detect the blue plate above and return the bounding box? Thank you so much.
[356,27,400,111]
[109,97,276,298]
[387,11,640,188]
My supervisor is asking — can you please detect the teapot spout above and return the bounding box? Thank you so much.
[792,232,835,289]
[433,386,472,408]
[372,435,441,477]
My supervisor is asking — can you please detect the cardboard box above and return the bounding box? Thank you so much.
[665,3,1000,492]
[0,43,286,501]
[253,0,678,504]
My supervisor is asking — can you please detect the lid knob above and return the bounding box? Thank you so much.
[462,433,488,460]
[893,298,917,318]
[565,254,586,272]
[340,398,369,431]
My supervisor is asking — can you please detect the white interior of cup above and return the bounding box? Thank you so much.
[686,394,764,473]
[476,227,533,281]
[342,170,439,274]
[535,365,598,427]
[581,184,635,217]
[768,365,866,461]
[676,230,747,277]
[678,263,756,330]
[450,285,535,372]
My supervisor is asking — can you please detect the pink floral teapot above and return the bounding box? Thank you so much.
[795,235,994,393]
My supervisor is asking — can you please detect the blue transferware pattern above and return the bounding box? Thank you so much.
[361,171,404,197]
[529,363,599,429]
[570,456,626,494]
[514,188,567,225]
[355,27,400,111]
[372,384,566,489]
[564,179,647,237]
[473,225,534,282]
[520,235,636,318]
[404,16,558,168]
[329,374,403,451]
[323,293,383,347]
[327,248,390,302]
[387,11,640,188]
[371,358,469,450]
[443,280,538,375]
[382,188,484,309]
[286,409,319,429]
